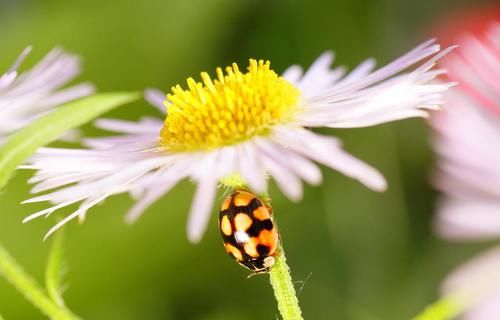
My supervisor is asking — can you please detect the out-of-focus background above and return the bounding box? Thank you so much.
[0,0,496,319]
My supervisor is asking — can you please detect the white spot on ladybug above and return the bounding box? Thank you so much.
[234,230,250,244]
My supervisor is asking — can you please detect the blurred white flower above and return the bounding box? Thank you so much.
[0,47,94,143]
[22,40,453,242]
[432,23,500,319]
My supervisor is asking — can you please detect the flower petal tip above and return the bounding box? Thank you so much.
[21,217,31,224]
[187,230,203,244]
[287,191,304,203]
[370,177,388,192]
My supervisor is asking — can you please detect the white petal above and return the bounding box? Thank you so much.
[333,58,375,87]
[300,108,431,128]
[144,88,167,114]
[288,51,347,96]
[209,146,240,183]
[23,145,175,223]
[32,83,95,111]
[43,195,110,240]
[296,51,335,89]
[272,127,387,191]
[23,197,86,223]
[93,117,163,134]
[186,176,218,243]
[293,40,454,129]
[281,65,303,85]
[30,171,105,193]
[261,152,303,201]
[125,157,193,223]
[254,138,322,185]
[0,47,94,139]
[6,47,32,74]
[236,142,267,193]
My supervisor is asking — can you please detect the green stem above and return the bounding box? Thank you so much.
[0,243,79,320]
[269,241,303,320]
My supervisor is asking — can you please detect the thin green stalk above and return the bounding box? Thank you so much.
[269,241,303,320]
[0,243,79,320]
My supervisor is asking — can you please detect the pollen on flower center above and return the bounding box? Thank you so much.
[160,59,301,151]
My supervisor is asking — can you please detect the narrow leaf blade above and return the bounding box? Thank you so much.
[0,92,140,190]
[45,227,66,307]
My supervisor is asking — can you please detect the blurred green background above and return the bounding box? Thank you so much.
[0,0,495,319]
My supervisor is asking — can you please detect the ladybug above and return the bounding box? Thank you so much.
[218,190,279,273]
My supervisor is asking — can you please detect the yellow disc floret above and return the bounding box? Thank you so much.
[160,59,301,151]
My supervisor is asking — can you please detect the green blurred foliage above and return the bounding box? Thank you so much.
[0,0,495,319]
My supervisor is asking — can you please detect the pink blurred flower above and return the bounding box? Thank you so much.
[431,4,500,48]
[432,23,500,319]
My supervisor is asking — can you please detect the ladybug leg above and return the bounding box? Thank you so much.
[264,204,273,216]
[246,270,269,279]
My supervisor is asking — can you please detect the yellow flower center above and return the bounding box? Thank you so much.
[160,59,301,151]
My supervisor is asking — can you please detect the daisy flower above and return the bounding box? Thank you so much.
[0,47,94,143]
[22,40,453,243]
[431,23,500,319]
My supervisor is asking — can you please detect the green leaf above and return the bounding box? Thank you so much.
[0,92,140,190]
[45,227,66,307]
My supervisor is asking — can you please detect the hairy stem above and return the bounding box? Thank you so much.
[269,241,304,320]
[0,242,79,320]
